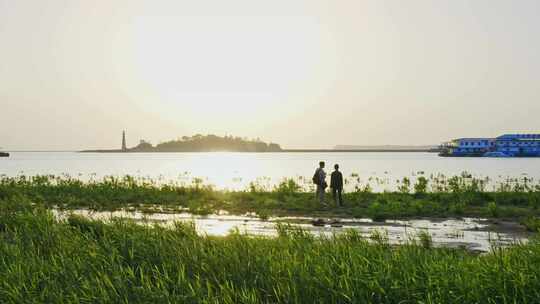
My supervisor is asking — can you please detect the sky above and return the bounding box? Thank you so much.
[1,0,539,150]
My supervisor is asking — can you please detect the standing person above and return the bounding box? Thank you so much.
[331,164,344,207]
[312,161,327,205]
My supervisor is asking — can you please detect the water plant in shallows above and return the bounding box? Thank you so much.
[522,216,540,232]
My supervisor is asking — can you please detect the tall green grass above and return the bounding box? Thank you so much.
[1,203,539,303]
[1,174,540,220]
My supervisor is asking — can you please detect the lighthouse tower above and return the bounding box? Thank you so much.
[121,130,127,151]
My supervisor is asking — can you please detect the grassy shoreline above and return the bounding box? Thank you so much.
[2,177,540,303]
[1,204,539,303]
[2,174,540,223]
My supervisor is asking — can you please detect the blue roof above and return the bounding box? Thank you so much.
[497,134,540,140]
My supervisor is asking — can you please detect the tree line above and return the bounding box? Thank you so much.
[129,134,282,152]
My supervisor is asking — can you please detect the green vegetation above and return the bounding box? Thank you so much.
[521,216,540,232]
[130,134,282,152]
[1,173,540,221]
[1,201,539,303]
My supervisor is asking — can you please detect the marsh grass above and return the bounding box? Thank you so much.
[1,204,540,303]
[521,216,540,232]
[1,173,540,220]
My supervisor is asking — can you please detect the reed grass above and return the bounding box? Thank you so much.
[1,174,540,220]
[1,203,539,303]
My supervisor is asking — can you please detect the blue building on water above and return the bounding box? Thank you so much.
[440,134,540,157]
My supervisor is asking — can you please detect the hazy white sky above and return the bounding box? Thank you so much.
[1,0,539,150]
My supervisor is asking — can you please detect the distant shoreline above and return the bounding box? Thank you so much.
[282,149,437,153]
[78,149,437,153]
[5,149,438,153]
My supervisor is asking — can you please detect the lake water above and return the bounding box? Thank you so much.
[2,152,540,190]
[54,209,530,252]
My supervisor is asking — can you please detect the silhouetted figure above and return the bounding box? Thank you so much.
[331,164,343,207]
[313,161,327,204]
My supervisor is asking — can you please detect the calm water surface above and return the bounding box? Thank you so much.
[2,152,540,190]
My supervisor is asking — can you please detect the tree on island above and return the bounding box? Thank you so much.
[129,134,282,152]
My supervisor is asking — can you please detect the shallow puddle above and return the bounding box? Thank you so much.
[54,209,531,252]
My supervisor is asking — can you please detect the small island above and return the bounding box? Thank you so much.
[82,133,282,153]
